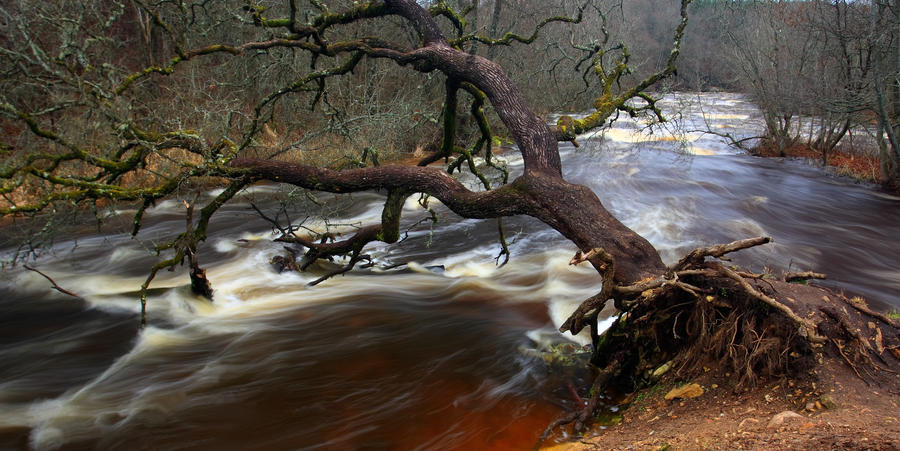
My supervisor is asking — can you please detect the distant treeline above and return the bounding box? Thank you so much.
[477,0,898,187]
[1,0,896,186]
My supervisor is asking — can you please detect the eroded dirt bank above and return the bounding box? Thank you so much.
[543,279,900,450]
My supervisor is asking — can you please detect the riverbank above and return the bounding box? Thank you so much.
[543,281,900,450]
[547,365,900,450]
[752,142,884,186]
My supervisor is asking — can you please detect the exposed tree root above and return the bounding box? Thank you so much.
[838,294,900,329]
[537,357,623,450]
[542,237,900,445]
[712,262,823,342]
[670,236,771,272]
[561,248,616,335]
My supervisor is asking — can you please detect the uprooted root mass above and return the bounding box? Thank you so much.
[542,237,900,443]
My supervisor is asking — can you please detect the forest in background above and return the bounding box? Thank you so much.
[444,0,900,187]
[2,0,898,198]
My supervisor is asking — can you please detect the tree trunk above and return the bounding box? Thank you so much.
[487,0,503,60]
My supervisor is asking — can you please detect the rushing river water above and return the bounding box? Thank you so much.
[1,93,899,450]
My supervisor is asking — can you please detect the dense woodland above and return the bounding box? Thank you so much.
[2,0,898,203]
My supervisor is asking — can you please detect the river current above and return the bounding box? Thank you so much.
[1,93,898,449]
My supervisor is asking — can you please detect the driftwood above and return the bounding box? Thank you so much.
[785,271,828,283]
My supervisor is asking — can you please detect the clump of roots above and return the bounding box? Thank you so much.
[594,275,811,394]
[541,237,900,444]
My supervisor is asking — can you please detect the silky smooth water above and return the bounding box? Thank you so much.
[2,93,898,450]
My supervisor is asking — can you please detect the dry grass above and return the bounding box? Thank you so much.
[754,141,882,184]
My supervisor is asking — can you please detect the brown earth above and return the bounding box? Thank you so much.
[542,281,900,451]
[544,361,900,450]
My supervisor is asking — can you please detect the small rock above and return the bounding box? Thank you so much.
[738,417,760,431]
[819,394,837,410]
[665,383,704,400]
[767,411,805,429]
[805,401,817,412]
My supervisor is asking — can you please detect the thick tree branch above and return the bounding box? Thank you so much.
[232,159,528,218]
[233,158,666,284]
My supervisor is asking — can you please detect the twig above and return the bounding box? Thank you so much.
[832,338,866,382]
[250,202,292,237]
[307,250,370,286]
[784,271,827,283]
[23,264,85,300]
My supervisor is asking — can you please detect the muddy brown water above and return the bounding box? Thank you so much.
[1,93,898,449]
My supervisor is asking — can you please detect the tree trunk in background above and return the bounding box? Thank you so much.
[873,0,900,189]
[468,0,480,55]
[890,0,900,188]
[487,0,503,60]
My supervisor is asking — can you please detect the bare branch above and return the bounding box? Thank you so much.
[671,236,771,272]
[23,264,84,301]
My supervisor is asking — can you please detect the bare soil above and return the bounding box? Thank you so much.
[543,281,900,451]
[544,361,900,450]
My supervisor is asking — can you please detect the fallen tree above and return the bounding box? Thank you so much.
[0,0,685,320]
[1,0,897,445]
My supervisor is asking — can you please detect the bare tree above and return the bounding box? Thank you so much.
[714,0,895,180]
[0,0,692,326]
[724,1,816,157]
[871,0,900,188]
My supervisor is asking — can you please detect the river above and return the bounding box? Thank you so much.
[1,93,898,450]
